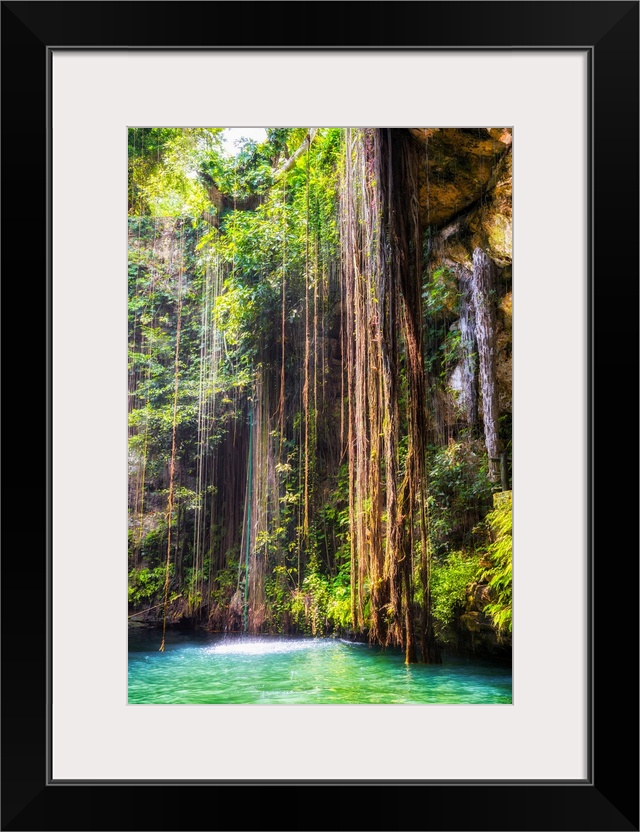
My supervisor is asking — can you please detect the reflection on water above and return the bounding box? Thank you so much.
[128,631,512,705]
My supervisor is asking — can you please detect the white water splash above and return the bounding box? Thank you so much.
[204,638,333,657]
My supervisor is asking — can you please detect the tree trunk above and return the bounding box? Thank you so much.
[274,129,318,179]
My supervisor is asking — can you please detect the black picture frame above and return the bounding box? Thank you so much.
[2,2,638,830]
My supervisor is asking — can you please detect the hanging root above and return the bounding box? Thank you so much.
[340,129,441,662]
[159,221,184,652]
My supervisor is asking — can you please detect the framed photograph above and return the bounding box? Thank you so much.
[2,2,637,830]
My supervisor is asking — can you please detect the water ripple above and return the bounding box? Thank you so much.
[128,634,511,705]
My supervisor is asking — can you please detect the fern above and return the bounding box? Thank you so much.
[480,493,512,635]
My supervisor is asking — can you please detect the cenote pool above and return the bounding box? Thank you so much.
[128,630,512,704]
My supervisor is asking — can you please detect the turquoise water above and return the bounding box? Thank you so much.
[128,630,511,704]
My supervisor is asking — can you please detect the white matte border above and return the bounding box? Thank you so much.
[52,50,587,781]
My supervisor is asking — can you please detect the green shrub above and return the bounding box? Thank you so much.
[128,565,171,606]
[427,436,493,555]
[431,550,481,629]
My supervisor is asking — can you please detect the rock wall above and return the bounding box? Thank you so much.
[416,128,512,449]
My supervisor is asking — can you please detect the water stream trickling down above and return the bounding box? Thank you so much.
[128,631,511,704]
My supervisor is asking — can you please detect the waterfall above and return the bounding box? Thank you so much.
[471,247,501,481]
[457,265,479,429]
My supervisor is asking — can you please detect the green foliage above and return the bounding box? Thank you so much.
[264,564,297,631]
[200,133,276,196]
[422,266,459,317]
[195,128,340,387]
[422,266,463,380]
[128,128,180,214]
[443,325,462,371]
[427,435,493,556]
[291,563,330,635]
[480,494,512,635]
[430,550,481,629]
[288,556,352,636]
[129,128,223,217]
[128,565,171,606]
[210,555,240,607]
[326,559,352,630]
[265,460,351,636]
[499,411,513,489]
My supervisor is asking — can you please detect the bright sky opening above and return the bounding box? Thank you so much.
[221,127,267,156]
